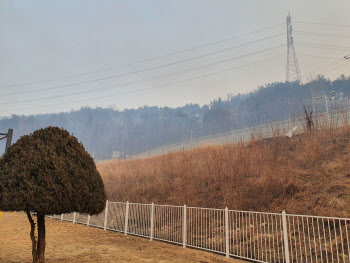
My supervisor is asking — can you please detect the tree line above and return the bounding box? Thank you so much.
[1,75,349,159]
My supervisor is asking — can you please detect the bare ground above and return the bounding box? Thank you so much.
[0,212,244,263]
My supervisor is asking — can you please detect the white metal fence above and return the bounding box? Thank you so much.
[50,201,350,263]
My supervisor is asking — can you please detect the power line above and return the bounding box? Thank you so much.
[306,58,345,75]
[1,32,286,98]
[294,31,350,39]
[0,23,285,89]
[303,56,349,78]
[0,53,286,112]
[310,57,345,72]
[298,54,343,59]
[4,18,349,113]
[297,43,350,52]
[294,21,350,28]
[303,58,342,74]
[315,61,350,75]
[297,42,350,51]
[304,60,350,79]
[0,45,286,106]
[300,55,343,78]
[2,50,342,109]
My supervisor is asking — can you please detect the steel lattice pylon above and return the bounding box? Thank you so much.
[286,12,302,83]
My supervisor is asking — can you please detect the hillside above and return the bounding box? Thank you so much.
[98,122,350,218]
[1,75,349,159]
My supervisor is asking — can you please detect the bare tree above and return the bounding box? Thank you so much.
[304,105,314,132]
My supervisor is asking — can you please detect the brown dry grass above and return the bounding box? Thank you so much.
[98,118,350,217]
[0,212,243,263]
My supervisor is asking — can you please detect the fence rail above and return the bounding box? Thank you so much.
[133,106,350,159]
[50,201,350,262]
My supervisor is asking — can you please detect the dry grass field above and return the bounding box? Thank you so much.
[99,120,350,217]
[0,212,244,263]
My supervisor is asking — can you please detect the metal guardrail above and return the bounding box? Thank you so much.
[50,201,350,262]
[134,107,350,159]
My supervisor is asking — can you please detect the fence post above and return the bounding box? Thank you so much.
[150,202,155,241]
[183,204,187,248]
[104,200,109,231]
[87,215,90,227]
[60,213,63,221]
[225,207,229,258]
[124,201,129,235]
[73,212,76,223]
[282,210,290,263]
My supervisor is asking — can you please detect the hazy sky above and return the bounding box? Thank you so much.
[1,0,350,117]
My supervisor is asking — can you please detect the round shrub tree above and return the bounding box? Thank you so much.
[0,127,106,263]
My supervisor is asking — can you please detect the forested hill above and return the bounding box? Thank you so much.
[1,75,349,159]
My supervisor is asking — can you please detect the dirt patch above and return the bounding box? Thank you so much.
[0,212,244,263]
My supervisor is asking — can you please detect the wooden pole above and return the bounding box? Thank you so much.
[5,129,13,153]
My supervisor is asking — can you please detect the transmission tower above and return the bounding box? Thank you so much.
[286,12,302,83]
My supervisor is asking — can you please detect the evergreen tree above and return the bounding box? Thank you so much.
[0,127,106,263]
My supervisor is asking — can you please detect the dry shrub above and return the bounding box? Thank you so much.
[98,120,350,217]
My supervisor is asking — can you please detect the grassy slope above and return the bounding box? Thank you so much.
[98,125,350,218]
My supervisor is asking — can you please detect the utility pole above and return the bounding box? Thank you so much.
[178,113,188,151]
[0,128,13,154]
[182,127,184,151]
[325,95,329,113]
[286,12,302,83]
[5,129,13,153]
[187,128,195,149]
